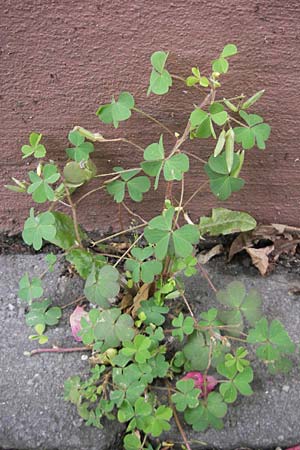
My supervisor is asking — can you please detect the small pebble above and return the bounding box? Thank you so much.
[282,385,290,393]
[81,354,88,361]
[8,303,14,311]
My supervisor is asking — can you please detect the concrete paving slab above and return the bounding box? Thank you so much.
[0,254,299,449]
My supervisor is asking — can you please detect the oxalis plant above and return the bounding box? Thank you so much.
[7,44,296,450]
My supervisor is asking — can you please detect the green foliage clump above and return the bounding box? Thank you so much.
[9,43,296,450]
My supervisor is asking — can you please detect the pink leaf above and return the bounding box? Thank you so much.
[286,446,300,450]
[70,306,89,342]
[182,371,218,397]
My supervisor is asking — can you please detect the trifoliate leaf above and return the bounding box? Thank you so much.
[125,247,162,283]
[27,164,60,203]
[234,111,271,150]
[199,208,257,236]
[147,51,172,96]
[84,264,120,308]
[144,207,199,260]
[26,299,62,328]
[184,392,227,431]
[138,299,169,326]
[217,281,262,335]
[247,318,295,362]
[205,154,244,200]
[190,104,227,139]
[21,132,46,159]
[172,379,200,412]
[22,208,56,250]
[163,153,189,181]
[66,130,94,162]
[96,92,135,128]
[18,273,43,303]
[172,312,195,342]
[106,167,149,203]
[94,308,134,350]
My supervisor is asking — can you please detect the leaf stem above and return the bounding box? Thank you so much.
[75,185,105,206]
[133,107,174,136]
[64,184,83,248]
[91,223,145,246]
[27,346,91,356]
[167,381,193,450]
[183,150,207,164]
[113,233,144,267]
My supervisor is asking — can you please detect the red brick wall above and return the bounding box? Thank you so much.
[1,0,300,233]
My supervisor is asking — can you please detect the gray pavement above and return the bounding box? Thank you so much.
[0,254,299,449]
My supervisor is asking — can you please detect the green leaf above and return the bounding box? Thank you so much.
[121,335,152,364]
[21,132,46,159]
[45,253,57,272]
[217,281,262,334]
[247,318,295,362]
[144,207,199,260]
[26,299,62,328]
[205,154,245,200]
[94,308,134,350]
[141,135,165,188]
[18,273,43,303]
[221,44,238,58]
[147,51,172,96]
[106,168,150,203]
[27,164,60,203]
[138,299,169,326]
[199,208,257,236]
[212,58,229,74]
[96,92,135,128]
[172,312,195,342]
[210,103,228,126]
[64,375,81,404]
[124,433,142,450]
[48,212,87,250]
[127,176,151,202]
[163,153,189,181]
[22,208,56,250]
[125,247,162,283]
[66,249,106,279]
[66,130,94,162]
[143,405,172,437]
[172,379,200,412]
[219,382,237,403]
[234,111,271,150]
[184,392,227,431]
[84,265,120,308]
[183,331,209,371]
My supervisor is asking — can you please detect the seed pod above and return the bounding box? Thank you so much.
[225,129,235,172]
[214,129,226,157]
[232,150,245,178]
[242,89,265,109]
[223,98,238,112]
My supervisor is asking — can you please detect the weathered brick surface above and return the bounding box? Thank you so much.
[1,0,300,233]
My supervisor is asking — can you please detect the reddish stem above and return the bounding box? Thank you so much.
[29,346,91,356]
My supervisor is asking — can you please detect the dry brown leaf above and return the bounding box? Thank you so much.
[132,283,152,317]
[119,293,133,311]
[198,244,224,264]
[246,245,274,276]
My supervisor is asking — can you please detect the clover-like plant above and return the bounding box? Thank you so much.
[8,44,294,450]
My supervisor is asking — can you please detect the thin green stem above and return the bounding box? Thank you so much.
[113,233,144,268]
[133,107,174,136]
[94,167,141,178]
[64,184,83,248]
[75,185,105,206]
[91,223,145,246]
[228,116,248,127]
